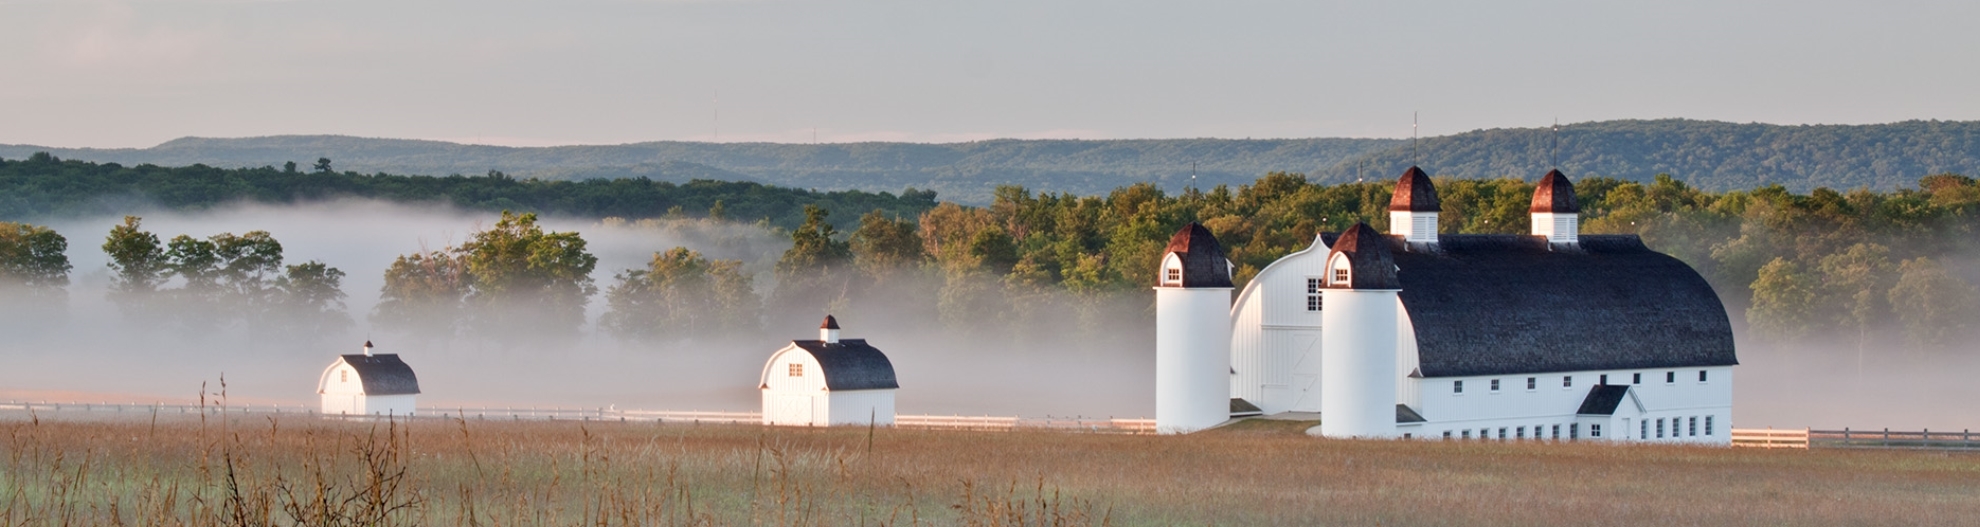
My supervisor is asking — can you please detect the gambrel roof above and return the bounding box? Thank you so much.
[790,339,899,391]
[1313,232,1738,378]
[337,354,422,395]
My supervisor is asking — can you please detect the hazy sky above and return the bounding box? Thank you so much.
[3,0,1975,148]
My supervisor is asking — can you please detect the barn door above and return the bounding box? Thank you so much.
[777,395,813,426]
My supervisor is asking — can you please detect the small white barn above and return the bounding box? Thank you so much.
[318,341,422,417]
[760,316,899,427]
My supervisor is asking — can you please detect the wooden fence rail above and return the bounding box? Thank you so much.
[1731,428,1809,449]
[1809,428,1980,450]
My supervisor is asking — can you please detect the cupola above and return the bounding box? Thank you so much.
[1157,223,1234,288]
[820,315,841,343]
[1387,166,1440,245]
[1529,169,1579,245]
[1325,222,1400,290]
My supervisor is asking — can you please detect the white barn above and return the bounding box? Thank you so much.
[760,316,899,427]
[317,341,422,417]
[1163,167,1739,444]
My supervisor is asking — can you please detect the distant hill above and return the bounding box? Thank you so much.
[1318,119,1980,190]
[0,137,1400,203]
[4,119,1978,203]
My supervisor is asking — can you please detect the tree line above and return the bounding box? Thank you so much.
[0,152,937,232]
[1,156,1975,350]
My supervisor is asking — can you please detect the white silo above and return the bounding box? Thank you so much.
[1318,222,1401,438]
[1155,223,1234,434]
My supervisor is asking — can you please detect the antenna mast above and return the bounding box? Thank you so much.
[713,90,720,142]
[1551,118,1560,169]
[1412,111,1419,166]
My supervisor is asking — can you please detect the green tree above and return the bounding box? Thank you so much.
[0,222,72,294]
[1887,257,1978,348]
[102,216,169,319]
[273,261,351,338]
[1817,243,1895,354]
[457,211,599,336]
[373,249,473,339]
[776,205,853,279]
[601,247,759,341]
[848,210,925,279]
[1747,257,1821,340]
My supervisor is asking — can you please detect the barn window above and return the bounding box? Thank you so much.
[788,363,803,377]
[1599,374,1608,385]
[1563,376,1573,388]
[1442,430,1451,439]
[1666,371,1675,383]
[1333,267,1349,283]
[1526,377,1536,390]
[340,370,347,383]
[1165,267,1181,284]
[1490,379,1500,392]
[1516,426,1525,439]
[1699,370,1708,382]
[1570,423,1580,440]
[1656,418,1665,438]
[1498,427,1507,439]
[1640,420,1647,439]
[1688,417,1697,437]
[1705,416,1714,435]
[1453,380,1463,394]
[1305,278,1323,311]
[1632,373,1641,385]
[1461,429,1470,439]
[1552,425,1560,439]
[1589,424,1600,438]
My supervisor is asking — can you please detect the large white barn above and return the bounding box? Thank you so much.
[317,341,422,417]
[1159,167,1739,443]
[760,316,899,427]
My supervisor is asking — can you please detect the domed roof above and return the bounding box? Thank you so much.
[1530,169,1580,213]
[1326,222,1399,290]
[1161,222,1234,288]
[1388,166,1441,212]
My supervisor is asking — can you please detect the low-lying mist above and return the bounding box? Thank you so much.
[1,199,1973,429]
[1,200,1157,419]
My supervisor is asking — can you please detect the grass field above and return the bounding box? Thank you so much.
[2,413,1976,526]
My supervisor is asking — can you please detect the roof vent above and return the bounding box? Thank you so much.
[1530,169,1579,246]
[820,315,841,344]
[362,340,373,356]
[1387,166,1439,245]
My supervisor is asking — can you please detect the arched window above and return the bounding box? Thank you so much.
[1161,253,1184,286]
[340,370,348,383]
[1328,255,1351,286]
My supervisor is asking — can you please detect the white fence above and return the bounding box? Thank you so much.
[0,401,1155,434]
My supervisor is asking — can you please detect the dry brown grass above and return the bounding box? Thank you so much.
[2,412,1976,526]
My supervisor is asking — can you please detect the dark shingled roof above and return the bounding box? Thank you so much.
[1576,385,1634,415]
[1530,169,1580,213]
[1326,223,1400,290]
[1396,404,1426,423]
[339,354,421,395]
[1230,398,1263,417]
[791,339,899,391]
[1314,231,1738,377]
[1388,166,1441,212]
[1161,223,1234,288]
[820,315,840,329]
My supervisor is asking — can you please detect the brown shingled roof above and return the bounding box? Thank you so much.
[1326,222,1400,290]
[820,315,840,329]
[1161,223,1234,288]
[1530,169,1580,213]
[1388,166,1441,212]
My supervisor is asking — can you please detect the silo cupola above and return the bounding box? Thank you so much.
[1326,222,1400,290]
[1388,166,1440,245]
[1529,169,1580,246]
[1157,222,1234,288]
[820,315,841,343]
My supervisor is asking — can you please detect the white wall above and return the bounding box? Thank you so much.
[1157,287,1232,434]
[1416,366,1733,445]
[825,389,896,426]
[760,345,825,426]
[1319,288,1399,438]
[1229,236,1327,414]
